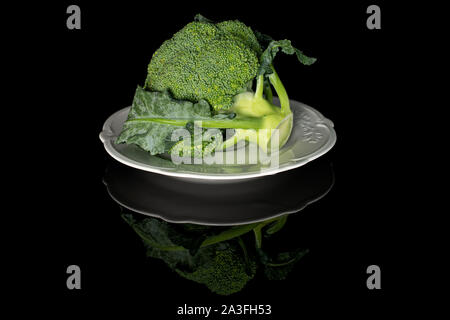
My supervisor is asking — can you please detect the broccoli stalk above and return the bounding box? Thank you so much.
[125,66,294,153]
[220,65,293,152]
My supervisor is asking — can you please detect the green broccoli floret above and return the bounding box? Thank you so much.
[146,21,260,110]
[176,243,256,296]
[216,20,262,55]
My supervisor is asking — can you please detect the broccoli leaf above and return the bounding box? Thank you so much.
[258,39,317,76]
[116,86,212,155]
[254,30,274,48]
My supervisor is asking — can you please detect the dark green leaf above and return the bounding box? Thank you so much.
[258,39,317,76]
[116,86,213,155]
[254,30,274,48]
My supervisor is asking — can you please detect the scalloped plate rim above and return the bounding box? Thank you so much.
[99,99,336,180]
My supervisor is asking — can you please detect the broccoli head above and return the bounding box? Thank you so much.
[176,243,256,296]
[146,20,261,110]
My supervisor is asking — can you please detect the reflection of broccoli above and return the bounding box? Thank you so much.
[176,242,256,295]
[122,211,307,295]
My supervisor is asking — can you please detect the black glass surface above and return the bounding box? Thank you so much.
[10,1,412,316]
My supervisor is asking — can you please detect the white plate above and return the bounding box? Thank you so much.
[99,98,336,181]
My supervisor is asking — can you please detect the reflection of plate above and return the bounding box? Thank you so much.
[103,158,334,225]
[99,99,336,181]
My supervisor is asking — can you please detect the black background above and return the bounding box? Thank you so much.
[9,0,421,316]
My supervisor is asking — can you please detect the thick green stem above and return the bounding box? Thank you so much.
[254,74,264,100]
[131,215,282,253]
[237,236,250,265]
[264,79,273,103]
[253,227,263,248]
[201,222,261,247]
[126,117,265,129]
[268,66,290,115]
